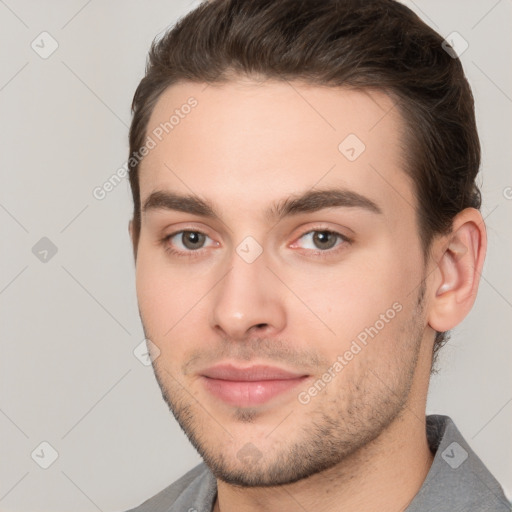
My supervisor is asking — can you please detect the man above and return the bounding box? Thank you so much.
[125,0,510,510]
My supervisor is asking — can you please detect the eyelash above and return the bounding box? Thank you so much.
[160,227,352,260]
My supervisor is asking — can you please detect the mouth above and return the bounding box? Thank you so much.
[200,364,310,407]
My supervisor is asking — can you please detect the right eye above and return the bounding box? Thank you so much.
[161,230,219,257]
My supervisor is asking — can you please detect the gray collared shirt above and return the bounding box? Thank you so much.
[126,415,511,511]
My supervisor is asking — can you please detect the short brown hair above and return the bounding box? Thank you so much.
[128,0,482,363]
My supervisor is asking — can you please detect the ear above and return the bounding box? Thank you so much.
[428,208,487,333]
[128,219,137,261]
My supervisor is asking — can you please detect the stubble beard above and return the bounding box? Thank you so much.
[147,286,426,487]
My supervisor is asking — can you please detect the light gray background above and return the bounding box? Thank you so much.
[0,1,510,511]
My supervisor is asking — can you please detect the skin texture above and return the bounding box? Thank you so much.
[129,79,486,512]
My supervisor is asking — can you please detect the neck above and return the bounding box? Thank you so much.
[213,403,434,512]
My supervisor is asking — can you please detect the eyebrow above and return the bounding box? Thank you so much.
[142,187,382,222]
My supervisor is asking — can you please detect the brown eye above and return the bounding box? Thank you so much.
[292,229,350,256]
[181,231,206,250]
[311,231,339,250]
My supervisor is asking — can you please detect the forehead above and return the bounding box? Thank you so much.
[138,79,415,223]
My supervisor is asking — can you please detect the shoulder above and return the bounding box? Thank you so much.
[124,462,216,512]
[407,415,511,512]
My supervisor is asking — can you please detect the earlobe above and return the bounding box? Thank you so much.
[428,208,487,332]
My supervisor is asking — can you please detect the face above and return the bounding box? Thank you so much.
[132,79,432,486]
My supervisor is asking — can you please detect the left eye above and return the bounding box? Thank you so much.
[295,230,347,251]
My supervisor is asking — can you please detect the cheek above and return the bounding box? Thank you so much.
[282,244,421,367]
[135,249,186,335]
[286,252,406,335]
[134,247,216,359]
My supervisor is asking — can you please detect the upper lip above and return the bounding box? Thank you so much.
[201,364,308,381]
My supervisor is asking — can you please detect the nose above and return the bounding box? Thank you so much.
[210,247,287,341]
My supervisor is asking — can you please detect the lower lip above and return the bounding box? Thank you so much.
[201,376,309,407]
